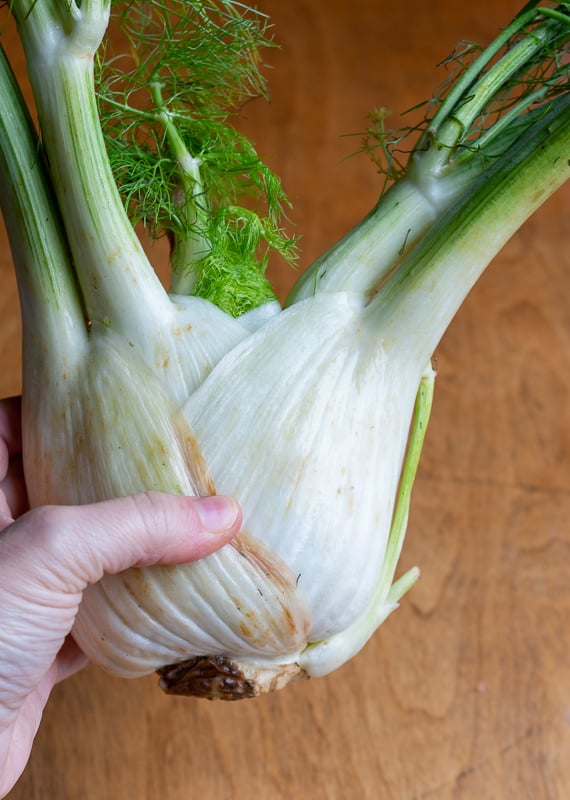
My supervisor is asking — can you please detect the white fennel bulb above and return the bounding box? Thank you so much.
[71,87,570,694]
[72,292,431,694]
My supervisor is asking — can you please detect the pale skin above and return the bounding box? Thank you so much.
[0,397,242,798]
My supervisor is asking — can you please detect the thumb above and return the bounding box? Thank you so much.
[0,492,241,596]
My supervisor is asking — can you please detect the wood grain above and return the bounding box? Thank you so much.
[2,0,569,797]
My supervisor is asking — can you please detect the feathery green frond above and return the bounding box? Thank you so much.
[97,0,298,315]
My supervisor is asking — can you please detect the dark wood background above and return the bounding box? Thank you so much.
[2,1,569,797]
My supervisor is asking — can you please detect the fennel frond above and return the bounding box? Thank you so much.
[97,0,298,314]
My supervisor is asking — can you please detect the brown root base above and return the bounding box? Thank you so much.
[157,656,260,701]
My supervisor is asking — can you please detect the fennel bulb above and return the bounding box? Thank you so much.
[1,0,569,698]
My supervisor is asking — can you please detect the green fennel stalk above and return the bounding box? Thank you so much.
[0,45,87,373]
[287,1,570,304]
[6,0,294,411]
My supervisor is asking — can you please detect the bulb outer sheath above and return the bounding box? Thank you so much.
[300,365,435,678]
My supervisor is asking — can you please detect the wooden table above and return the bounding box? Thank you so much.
[2,1,569,797]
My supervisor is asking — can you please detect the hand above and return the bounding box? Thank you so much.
[0,397,28,519]
[0,399,242,798]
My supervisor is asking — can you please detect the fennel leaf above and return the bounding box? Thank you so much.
[357,1,570,193]
[97,0,298,316]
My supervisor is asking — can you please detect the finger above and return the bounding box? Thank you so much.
[1,492,241,596]
[0,396,22,458]
[53,636,89,683]
[0,454,29,519]
[0,397,22,489]
[0,497,12,524]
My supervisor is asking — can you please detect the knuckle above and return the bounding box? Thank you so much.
[30,503,68,536]
[128,491,184,557]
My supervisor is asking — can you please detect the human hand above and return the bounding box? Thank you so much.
[0,397,28,520]
[0,399,241,797]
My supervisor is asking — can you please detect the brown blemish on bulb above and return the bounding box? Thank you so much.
[229,531,308,647]
[172,410,217,497]
[172,323,193,337]
[230,531,295,597]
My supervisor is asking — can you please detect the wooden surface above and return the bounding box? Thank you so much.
[2,0,570,797]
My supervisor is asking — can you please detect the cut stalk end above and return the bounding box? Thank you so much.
[157,655,308,700]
